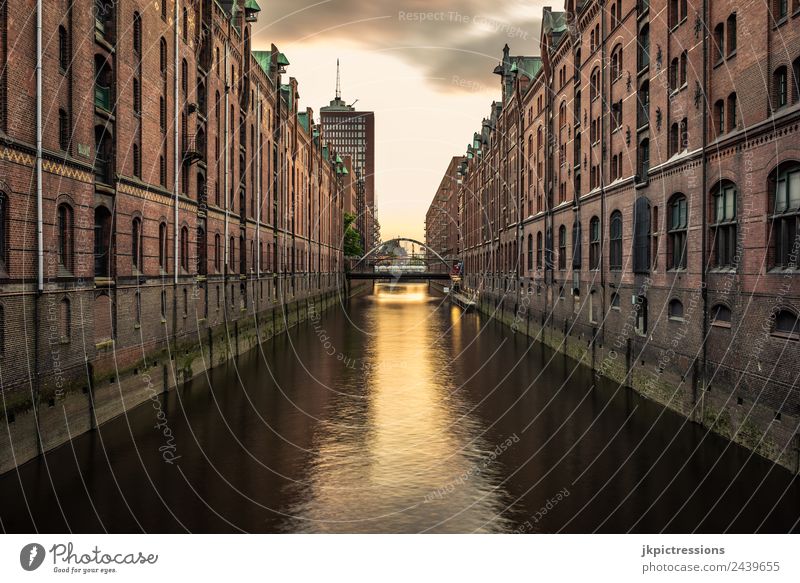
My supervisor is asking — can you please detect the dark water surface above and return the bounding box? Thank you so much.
[1,283,798,533]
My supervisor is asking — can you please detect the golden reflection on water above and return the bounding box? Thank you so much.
[285,283,511,533]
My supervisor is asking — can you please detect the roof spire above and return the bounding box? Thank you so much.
[335,59,341,100]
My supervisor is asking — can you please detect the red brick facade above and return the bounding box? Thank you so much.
[0,0,345,442]
[425,156,464,272]
[457,1,800,470]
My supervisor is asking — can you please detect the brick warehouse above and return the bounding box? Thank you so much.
[452,0,800,471]
[424,156,464,273]
[0,0,351,474]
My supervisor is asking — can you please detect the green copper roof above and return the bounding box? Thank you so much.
[245,0,261,13]
[543,11,567,34]
[298,111,310,133]
[252,51,271,74]
[277,53,290,67]
[335,154,343,164]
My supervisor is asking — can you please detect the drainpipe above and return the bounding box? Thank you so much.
[256,86,261,278]
[700,0,709,405]
[173,0,179,286]
[35,0,43,293]
[223,42,230,280]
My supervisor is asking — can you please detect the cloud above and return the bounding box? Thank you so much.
[250,0,545,93]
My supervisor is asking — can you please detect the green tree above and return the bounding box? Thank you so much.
[343,212,363,259]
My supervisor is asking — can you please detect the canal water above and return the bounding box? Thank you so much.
[1,283,798,533]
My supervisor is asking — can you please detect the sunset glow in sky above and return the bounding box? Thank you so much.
[251,1,547,242]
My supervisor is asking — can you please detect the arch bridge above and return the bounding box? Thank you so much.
[347,238,460,281]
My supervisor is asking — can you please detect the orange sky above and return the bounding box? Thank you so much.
[251,1,548,242]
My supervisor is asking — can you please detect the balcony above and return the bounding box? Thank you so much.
[182,134,203,163]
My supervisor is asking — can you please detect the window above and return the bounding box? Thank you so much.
[668,194,688,269]
[680,51,687,85]
[590,68,600,100]
[714,23,724,63]
[133,79,141,114]
[670,57,679,91]
[714,100,725,136]
[133,143,141,178]
[711,304,732,327]
[58,26,69,71]
[160,289,167,319]
[633,197,651,273]
[611,100,622,131]
[197,226,207,275]
[793,58,800,103]
[527,234,533,271]
[610,210,622,270]
[131,217,142,272]
[59,109,70,151]
[775,0,788,20]
[160,38,167,76]
[611,45,623,80]
[57,203,73,271]
[133,12,141,55]
[638,25,649,71]
[161,0,167,21]
[180,226,189,272]
[727,93,738,130]
[558,225,567,270]
[669,298,684,320]
[770,162,800,268]
[589,217,600,270]
[572,222,582,269]
[611,292,620,309]
[712,182,737,267]
[635,296,648,335]
[158,222,168,270]
[727,14,737,55]
[774,67,788,110]
[214,233,221,271]
[93,207,112,277]
[670,123,680,155]
[773,309,799,338]
[536,231,543,269]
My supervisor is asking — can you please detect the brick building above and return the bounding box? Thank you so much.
[0,0,347,473]
[425,156,464,272]
[458,1,800,470]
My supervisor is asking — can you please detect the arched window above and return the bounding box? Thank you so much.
[638,25,650,71]
[160,38,167,76]
[131,217,142,272]
[679,51,687,85]
[669,298,684,320]
[58,26,69,71]
[158,222,168,271]
[711,304,732,327]
[60,297,71,341]
[769,162,800,268]
[668,194,688,269]
[180,226,189,272]
[197,226,207,275]
[611,45,623,80]
[670,122,680,155]
[669,57,679,90]
[0,192,8,272]
[590,68,600,100]
[774,66,788,110]
[633,197,651,273]
[57,202,73,271]
[773,309,799,339]
[572,222,582,269]
[713,23,724,63]
[589,216,600,270]
[536,231,543,269]
[93,206,112,277]
[727,93,738,130]
[527,234,533,271]
[714,99,725,136]
[610,210,623,270]
[712,182,737,267]
[133,12,141,55]
[727,14,737,55]
[558,225,567,270]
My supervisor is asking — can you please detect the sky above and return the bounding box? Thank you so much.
[250,0,548,242]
